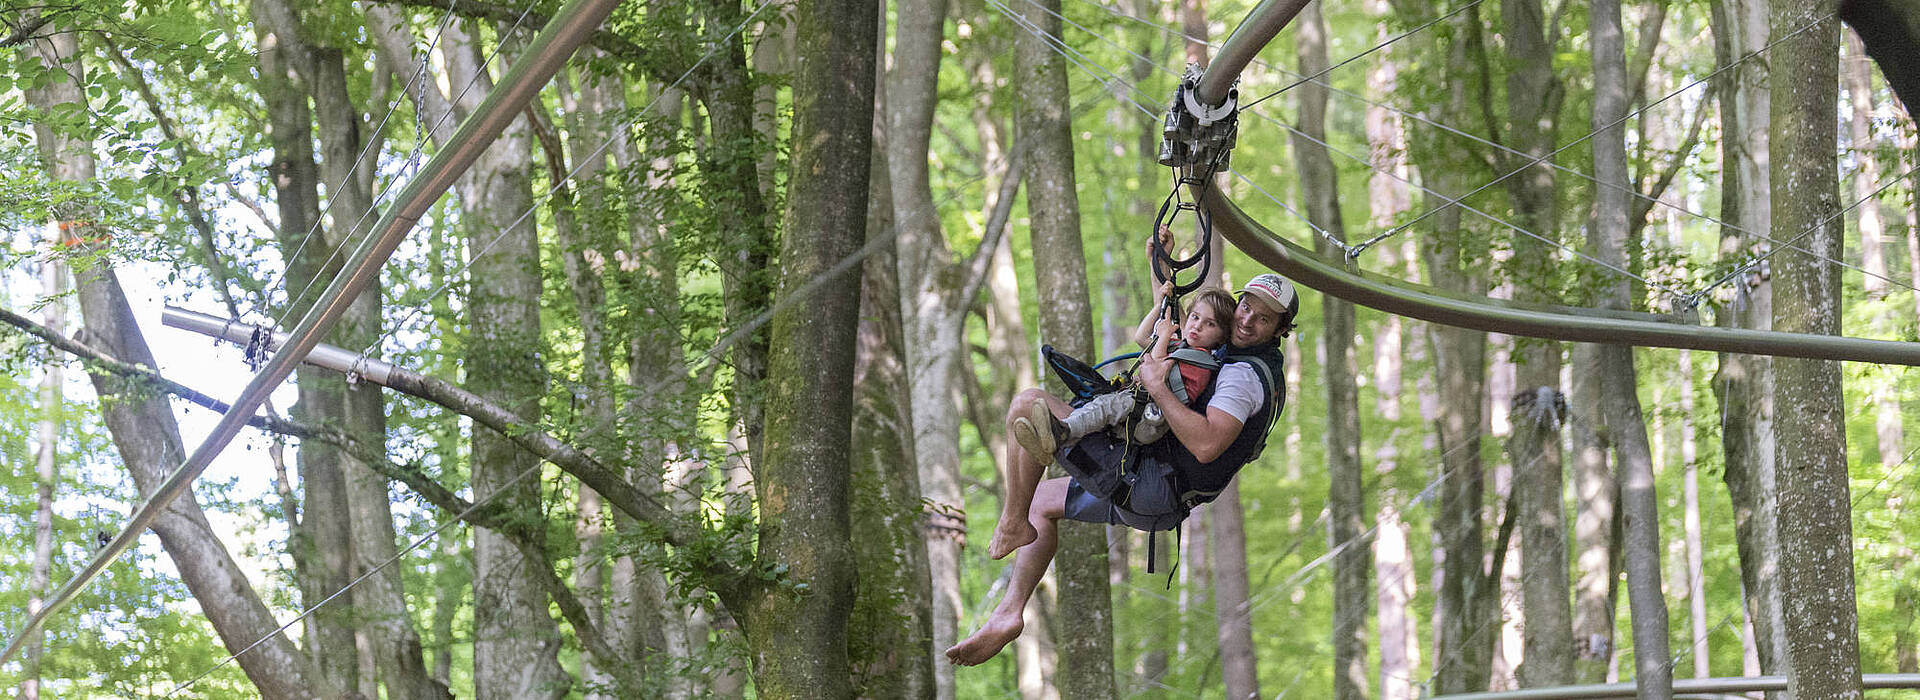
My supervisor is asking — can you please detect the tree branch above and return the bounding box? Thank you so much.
[0,11,60,49]
[956,143,1028,311]
[102,37,251,319]
[6,304,668,691]
[1630,99,1709,234]
[1465,5,1509,175]
[0,307,305,436]
[158,310,725,574]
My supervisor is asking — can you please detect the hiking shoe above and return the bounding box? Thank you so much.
[1012,399,1065,466]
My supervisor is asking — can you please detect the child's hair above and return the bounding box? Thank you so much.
[1186,288,1236,344]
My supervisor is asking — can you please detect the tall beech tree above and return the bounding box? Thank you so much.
[731,0,874,690]
[1295,4,1363,700]
[23,26,323,700]
[1012,0,1110,693]
[1771,3,1863,699]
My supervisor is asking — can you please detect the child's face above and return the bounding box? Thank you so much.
[1183,302,1227,349]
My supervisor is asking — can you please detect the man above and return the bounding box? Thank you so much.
[946,273,1298,666]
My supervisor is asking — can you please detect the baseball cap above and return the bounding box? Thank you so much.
[1240,273,1298,320]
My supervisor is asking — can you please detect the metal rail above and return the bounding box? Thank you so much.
[1198,189,1920,364]
[1187,0,1920,365]
[160,306,395,385]
[0,0,625,668]
[1430,673,1920,699]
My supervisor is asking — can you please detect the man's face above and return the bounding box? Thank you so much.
[1231,296,1282,348]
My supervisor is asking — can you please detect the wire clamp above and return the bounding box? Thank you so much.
[1157,63,1239,171]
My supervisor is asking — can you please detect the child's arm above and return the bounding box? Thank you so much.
[1147,316,1174,360]
[1132,280,1175,349]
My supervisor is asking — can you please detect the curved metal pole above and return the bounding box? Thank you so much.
[1197,183,1920,364]
[1190,0,1920,365]
[1194,0,1312,105]
[0,0,625,668]
[1430,673,1920,699]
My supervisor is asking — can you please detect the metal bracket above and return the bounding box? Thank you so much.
[1158,63,1240,170]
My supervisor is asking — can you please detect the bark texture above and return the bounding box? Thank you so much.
[1770,5,1863,699]
[1014,0,1109,692]
[249,2,359,687]
[852,46,937,697]
[25,29,322,699]
[1591,1,1672,694]
[1363,3,1419,694]
[731,0,873,691]
[1708,0,1789,691]
[1296,5,1363,699]
[443,21,568,700]
[883,0,965,694]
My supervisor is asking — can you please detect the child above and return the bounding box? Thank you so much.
[1014,284,1235,465]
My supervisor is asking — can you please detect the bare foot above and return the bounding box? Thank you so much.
[986,520,1036,560]
[945,611,1025,666]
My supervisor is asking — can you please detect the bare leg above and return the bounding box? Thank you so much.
[948,477,1070,666]
[987,389,1074,560]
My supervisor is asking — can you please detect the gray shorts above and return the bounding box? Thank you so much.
[1058,433,1187,532]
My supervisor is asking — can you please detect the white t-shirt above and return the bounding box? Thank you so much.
[1208,362,1265,424]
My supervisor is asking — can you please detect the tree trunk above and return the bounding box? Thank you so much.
[851,35,937,698]
[1489,0,1574,686]
[606,78,709,696]
[1295,4,1362,699]
[306,39,449,700]
[1842,35,1889,296]
[730,0,872,690]
[883,0,967,694]
[21,236,64,700]
[442,21,569,700]
[694,0,775,466]
[1590,1,1672,694]
[248,3,360,689]
[25,29,322,699]
[1364,4,1419,695]
[1709,0,1789,692]
[1771,6,1863,699]
[546,69,616,699]
[1679,350,1711,679]
[1014,0,1108,692]
[1412,16,1492,693]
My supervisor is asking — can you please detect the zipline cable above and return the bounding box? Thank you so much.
[1342,13,1837,261]
[175,35,1140,694]
[1069,0,1920,299]
[1690,160,1920,305]
[1011,11,1689,302]
[267,0,468,321]
[0,0,624,670]
[163,5,787,685]
[1238,0,1487,111]
[273,3,540,333]
[361,0,781,360]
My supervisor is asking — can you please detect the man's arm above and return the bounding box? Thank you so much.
[1139,353,1244,462]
